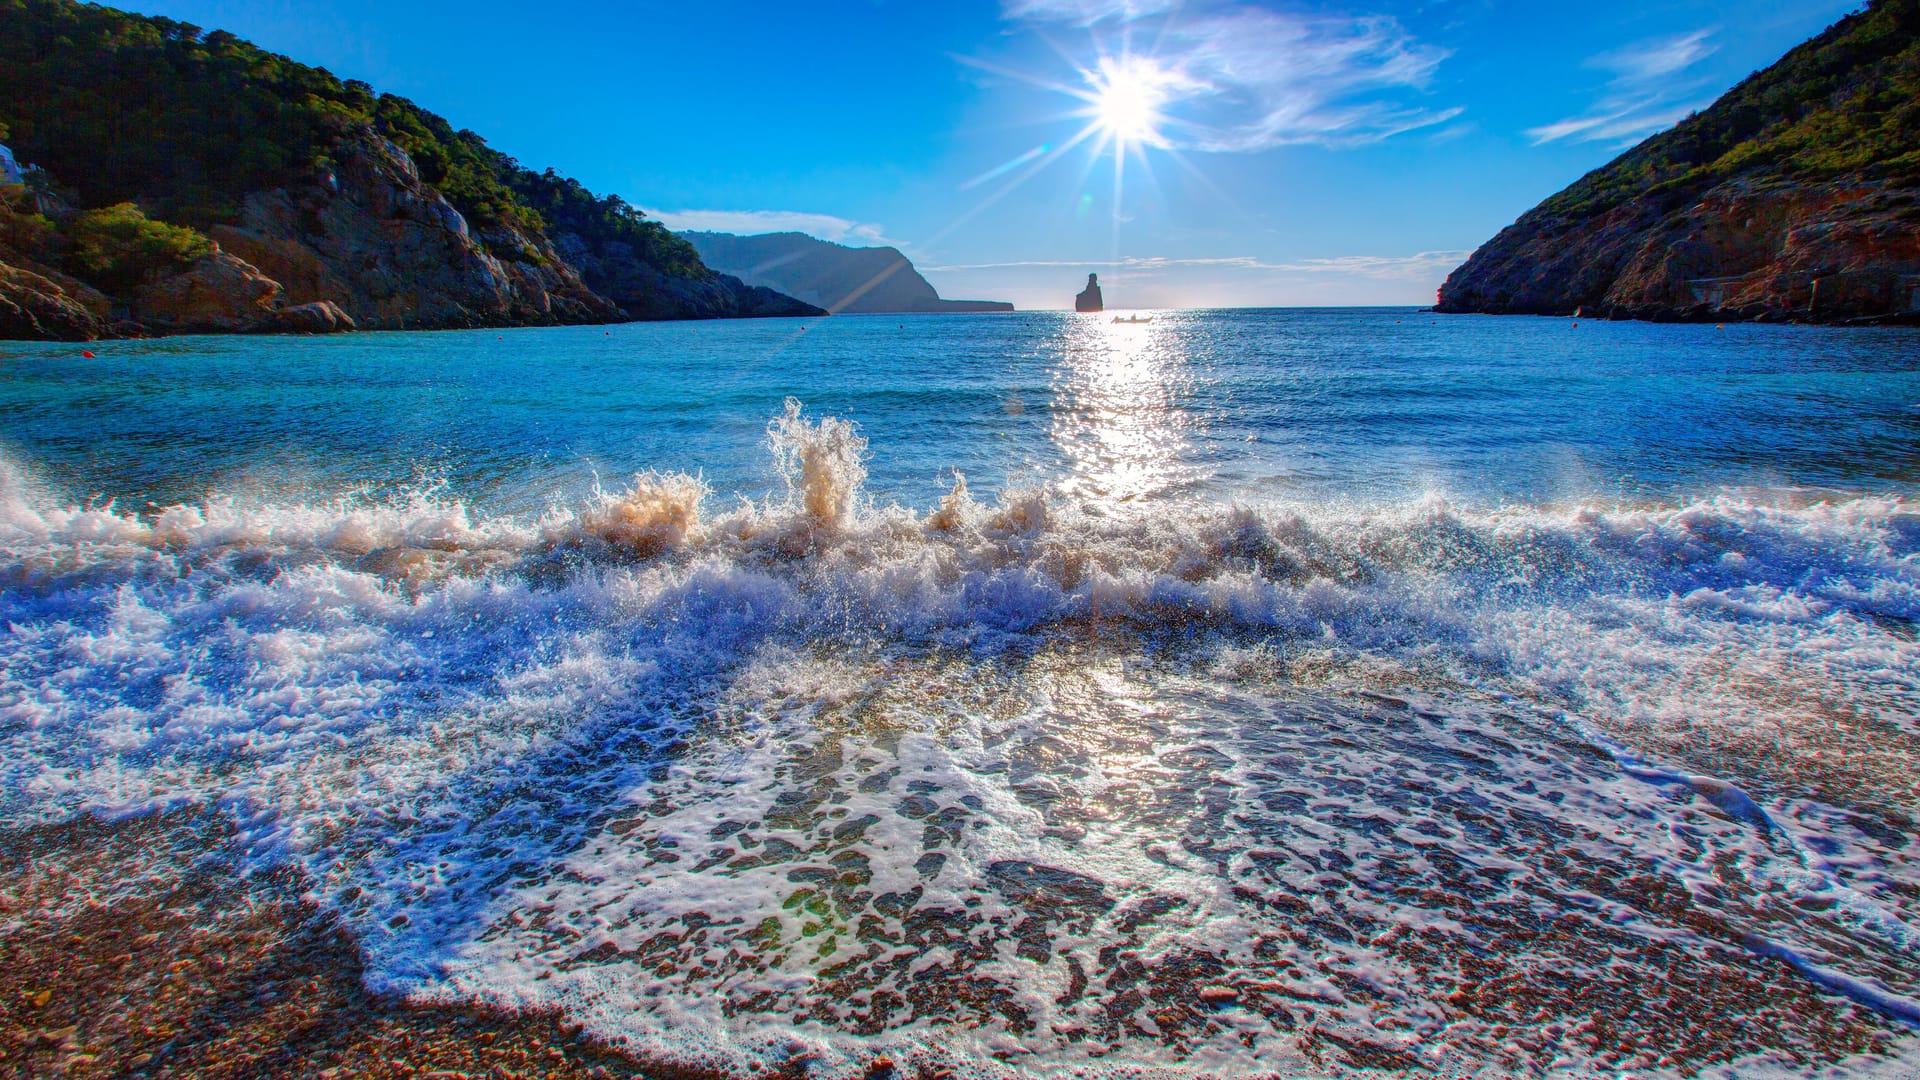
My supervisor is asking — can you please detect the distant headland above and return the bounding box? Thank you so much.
[681,232,1013,315]
[1439,0,1920,326]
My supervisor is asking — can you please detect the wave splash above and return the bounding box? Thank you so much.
[2,403,1919,1076]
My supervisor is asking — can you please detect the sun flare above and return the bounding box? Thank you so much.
[1089,56,1171,148]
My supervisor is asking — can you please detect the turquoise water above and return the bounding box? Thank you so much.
[2,310,1919,1076]
[6,309,1917,512]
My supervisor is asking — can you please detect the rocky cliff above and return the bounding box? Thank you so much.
[1438,0,1920,324]
[204,135,622,331]
[0,0,821,339]
[0,255,107,340]
[0,196,361,339]
[683,232,1014,314]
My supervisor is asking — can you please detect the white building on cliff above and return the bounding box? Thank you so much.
[0,144,24,188]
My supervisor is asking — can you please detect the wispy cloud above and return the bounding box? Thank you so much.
[1527,28,1718,146]
[1003,0,1176,21]
[1003,1,1460,150]
[643,208,899,246]
[1595,27,1719,80]
[1268,250,1476,279]
[922,249,1471,307]
[927,250,1470,280]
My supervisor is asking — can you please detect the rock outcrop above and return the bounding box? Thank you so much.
[262,300,356,334]
[132,250,283,333]
[2,192,359,338]
[683,231,1013,314]
[206,137,624,332]
[1439,1,1920,325]
[0,258,106,340]
[1075,274,1104,313]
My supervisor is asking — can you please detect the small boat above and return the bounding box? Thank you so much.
[1111,315,1152,324]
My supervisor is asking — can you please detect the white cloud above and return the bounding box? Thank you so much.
[1266,250,1477,279]
[1003,0,1460,150]
[1593,28,1719,81]
[1163,10,1458,150]
[923,248,1470,308]
[1002,0,1177,22]
[642,208,899,246]
[1527,28,1718,146]
[925,250,1472,280]
[1525,102,1702,146]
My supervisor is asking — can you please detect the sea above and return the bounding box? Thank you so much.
[2,308,1918,1077]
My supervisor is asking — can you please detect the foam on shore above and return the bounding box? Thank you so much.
[1,404,1917,1076]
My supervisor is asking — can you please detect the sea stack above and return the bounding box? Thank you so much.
[1075,273,1104,313]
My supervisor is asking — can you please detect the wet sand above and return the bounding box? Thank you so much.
[0,813,746,1080]
[3,795,1909,1080]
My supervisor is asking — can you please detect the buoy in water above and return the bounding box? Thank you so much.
[81,350,96,358]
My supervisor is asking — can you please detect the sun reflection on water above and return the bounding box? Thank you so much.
[1049,312,1206,503]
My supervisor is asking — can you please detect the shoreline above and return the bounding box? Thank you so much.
[0,309,833,347]
[1432,305,1920,328]
[5,785,1912,1079]
[0,812,771,1080]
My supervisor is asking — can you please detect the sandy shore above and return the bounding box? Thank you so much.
[2,807,1908,1078]
[0,813,767,1080]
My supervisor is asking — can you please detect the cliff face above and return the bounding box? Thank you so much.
[1439,0,1920,324]
[0,0,820,339]
[206,136,622,331]
[0,194,361,338]
[683,232,1014,314]
[0,256,106,340]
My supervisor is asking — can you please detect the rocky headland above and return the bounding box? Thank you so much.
[683,231,1014,314]
[1438,0,1920,325]
[0,0,822,341]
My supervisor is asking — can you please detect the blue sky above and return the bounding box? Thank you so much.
[126,0,1862,308]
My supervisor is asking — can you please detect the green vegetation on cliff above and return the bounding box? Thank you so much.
[67,203,213,292]
[509,168,707,279]
[0,0,706,274]
[1540,0,1920,221]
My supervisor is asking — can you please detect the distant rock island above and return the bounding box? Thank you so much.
[0,0,822,341]
[1439,0,1920,325]
[1075,273,1104,313]
[681,232,1013,315]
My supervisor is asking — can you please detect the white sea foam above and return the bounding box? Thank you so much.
[1,406,1917,1077]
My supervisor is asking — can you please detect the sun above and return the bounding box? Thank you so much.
[1088,56,1171,148]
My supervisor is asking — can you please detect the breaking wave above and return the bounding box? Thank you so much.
[2,402,1918,1076]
